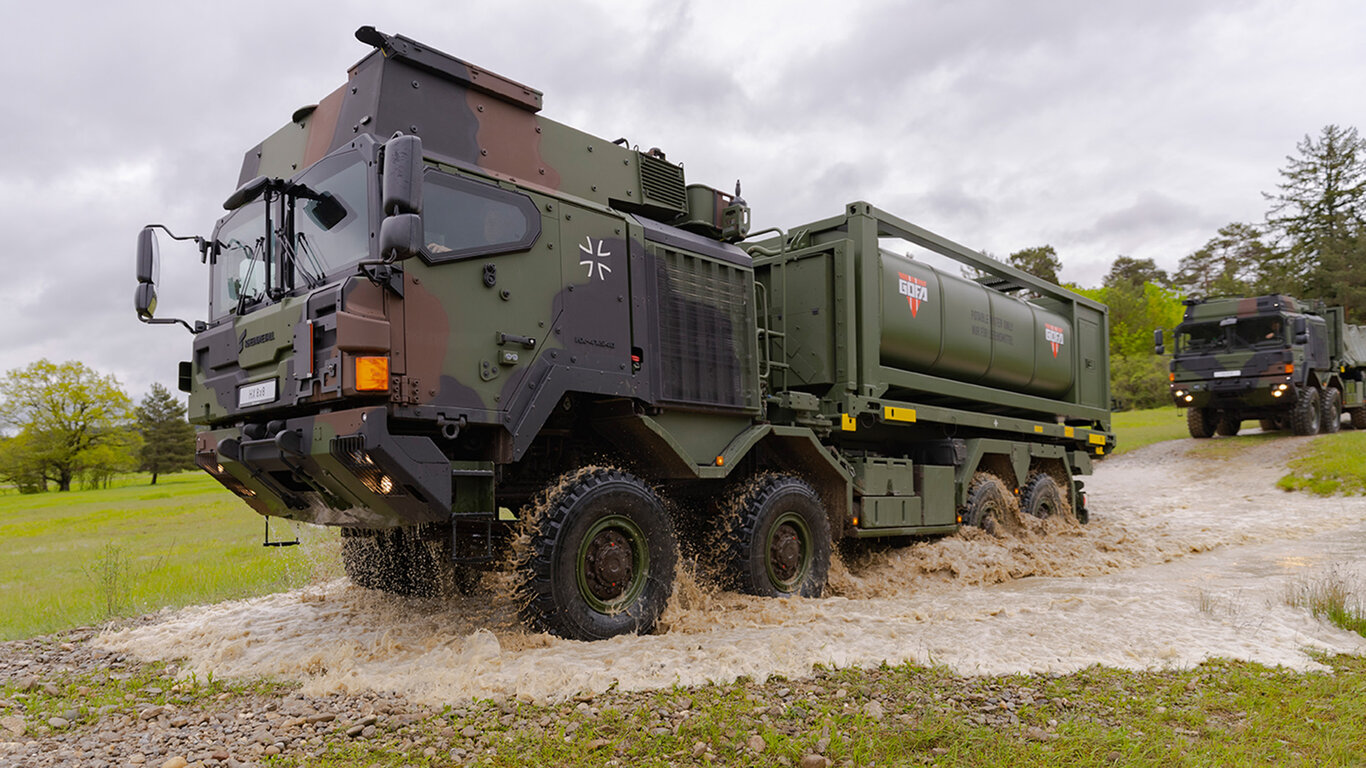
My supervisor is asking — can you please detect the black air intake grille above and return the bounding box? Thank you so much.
[655,250,757,409]
[639,153,687,212]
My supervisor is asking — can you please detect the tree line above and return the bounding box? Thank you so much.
[1007,124,1366,410]
[0,360,194,493]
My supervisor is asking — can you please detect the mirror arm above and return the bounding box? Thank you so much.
[141,316,206,334]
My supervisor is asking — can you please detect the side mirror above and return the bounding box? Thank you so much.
[382,135,424,215]
[1293,317,1309,344]
[379,213,423,260]
[1153,328,1165,356]
[134,282,158,322]
[136,226,160,285]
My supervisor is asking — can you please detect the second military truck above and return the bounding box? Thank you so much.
[134,27,1113,640]
[1162,294,1366,437]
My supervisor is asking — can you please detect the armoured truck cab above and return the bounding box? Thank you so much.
[137,28,756,530]
[1165,294,1366,437]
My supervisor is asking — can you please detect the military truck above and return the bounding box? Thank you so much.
[133,27,1113,641]
[1159,295,1366,437]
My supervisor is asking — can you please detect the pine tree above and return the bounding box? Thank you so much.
[1264,124,1366,313]
[135,383,196,485]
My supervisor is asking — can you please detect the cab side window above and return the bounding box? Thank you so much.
[420,172,541,263]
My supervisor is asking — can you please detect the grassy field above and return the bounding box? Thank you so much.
[1109,407,1190,455]
[0,472,337,641]
[1277,429,1366,495]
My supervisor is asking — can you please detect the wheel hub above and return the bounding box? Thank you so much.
[584,529,632,601]
[769,522,802,580]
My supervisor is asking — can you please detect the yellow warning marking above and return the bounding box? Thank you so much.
[1095,446,1104,455]
[1088,433,1107,446]
[842,414,857,432]
[1033,425,1044,433]
[883,406,916,423]
[1064,426,1075,438]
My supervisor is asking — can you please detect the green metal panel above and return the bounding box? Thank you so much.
[863,496,922,528]
[918,465,956,527]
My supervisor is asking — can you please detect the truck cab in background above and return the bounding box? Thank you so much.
[1163,294,1366,437]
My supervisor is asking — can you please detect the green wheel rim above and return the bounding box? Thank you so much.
[764,510,812,592]
[576,514,650,613]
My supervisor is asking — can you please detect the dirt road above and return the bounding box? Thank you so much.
[98,436,1366,706]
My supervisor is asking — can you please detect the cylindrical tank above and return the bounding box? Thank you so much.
[878,251,1074,397]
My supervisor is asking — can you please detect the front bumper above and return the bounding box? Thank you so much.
[195,406,451,528]
[1171,376,1296,411]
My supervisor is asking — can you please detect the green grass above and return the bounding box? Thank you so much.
[1110,408,1190,455]
[1286,568,1366,638]
[0,471,338,641]
[1277,430,1366,495]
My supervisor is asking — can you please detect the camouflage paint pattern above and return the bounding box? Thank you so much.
[1168,294,1366,417]
[168,27,1110,538]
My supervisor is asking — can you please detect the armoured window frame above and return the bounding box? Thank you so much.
[417,169,542,264]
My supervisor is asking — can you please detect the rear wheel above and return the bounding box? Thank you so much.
[1290,387,1322,436]
[517,468,677,640]
[1019,473,1067,520]
[1321,387,1342,433]
[714,474,831,598]
[1187,407,1216,439]
[964,473,1017,536]
[1215,415,1241,436]
[1258,418,1279,432]
[1352,408,1366,430]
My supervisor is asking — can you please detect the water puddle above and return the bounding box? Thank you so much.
[99,439,1366,704]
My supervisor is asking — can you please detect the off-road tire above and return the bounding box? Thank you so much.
[964,472,1017,536]
[1321,387,1342,434]
[714,474,831,598]
[1215,415,1241,436]
[1351,408,1366,430]
[1290,386,1322,436]
[1019,473,1067,520]
[1258,418,1280,432]
[517,468,677,640]
[1186,407,1216,439]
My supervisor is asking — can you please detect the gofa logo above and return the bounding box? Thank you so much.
[1044,323,1065,358]
[898,273,929,317]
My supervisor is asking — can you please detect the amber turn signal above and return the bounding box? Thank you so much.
[355,356,390,391]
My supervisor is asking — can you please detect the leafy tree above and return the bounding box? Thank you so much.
[0,433,49,493]
[1007,245,1063,285]
[1104,256,1169,291]
[1263,124,1366,313]
[135,383,196,485]
[0,360,135,492]
[1074,271,1184,411]
[1173,223,1268,298]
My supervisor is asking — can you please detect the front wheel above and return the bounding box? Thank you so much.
[714,474,831,598]
[517,468,677,640]
[1321,387,1342,434]
[1290,387,1322,436]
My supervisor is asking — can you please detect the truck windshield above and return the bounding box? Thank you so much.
[210,202,269,321]
[1177,316,1287,353]
[208,151,371,322]
[1177,322,1225,353]
[1233,316,1285,347]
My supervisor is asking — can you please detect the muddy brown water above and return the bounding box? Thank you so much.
[99,437,1366,705]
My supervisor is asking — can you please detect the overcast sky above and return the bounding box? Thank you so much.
[4,0,1364,399]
